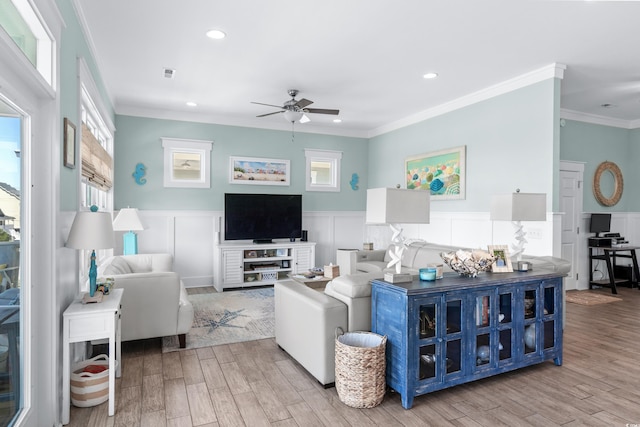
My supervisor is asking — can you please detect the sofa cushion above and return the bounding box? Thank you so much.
[101,257,133,275]
[356,261,387,273]
[325,272,383,299]
[124,255,153,273]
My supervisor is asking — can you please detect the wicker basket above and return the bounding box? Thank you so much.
[335,328,387,408]
[70,354,118,408]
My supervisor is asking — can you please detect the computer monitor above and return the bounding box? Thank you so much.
[589,213,611,237]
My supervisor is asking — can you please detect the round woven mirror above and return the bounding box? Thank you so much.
[593,161,623,207]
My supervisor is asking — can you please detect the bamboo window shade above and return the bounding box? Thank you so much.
[81,123,113,190]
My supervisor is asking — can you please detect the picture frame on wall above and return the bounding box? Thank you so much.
[488,245,513,273]
[63,118,76,169]
[229,156,290,186]
[405,145,466,200]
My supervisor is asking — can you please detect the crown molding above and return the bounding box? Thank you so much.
[560,109,636,129]
[368,63,567,138]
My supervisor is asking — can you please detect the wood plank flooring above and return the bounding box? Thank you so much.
[68,286,640,426]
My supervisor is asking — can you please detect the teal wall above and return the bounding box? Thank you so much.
[559,119,631,212]
[113,116,369,211]
[368,79,558,212]
[57,0,114,210]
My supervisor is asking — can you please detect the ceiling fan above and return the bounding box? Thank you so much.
[251,89,340,123]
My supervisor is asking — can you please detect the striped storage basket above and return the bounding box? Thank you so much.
[70,354,118,407]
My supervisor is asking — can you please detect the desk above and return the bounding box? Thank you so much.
[588,246,640,294]
[62,289,123,425]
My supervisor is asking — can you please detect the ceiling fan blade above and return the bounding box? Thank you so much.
[256,111,284,118]
[295,98,314,109]
[251,101,285,109]
[304,108,340,115]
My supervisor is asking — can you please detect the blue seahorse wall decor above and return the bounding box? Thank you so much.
[132,163,147,185]
[349,173,359,190]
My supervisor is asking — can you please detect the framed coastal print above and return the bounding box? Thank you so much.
[229,156,290,186]
[405,145,465,200]
[488,245,513,273]
[63,118,76,169]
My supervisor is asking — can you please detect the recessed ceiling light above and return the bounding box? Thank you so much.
[206,29,226,39]
[423,72,438,79]
[186,101,197,107]
[333,119,342,123]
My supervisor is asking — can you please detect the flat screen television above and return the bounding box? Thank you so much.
[224,193,302,243]
[589,213,611,237]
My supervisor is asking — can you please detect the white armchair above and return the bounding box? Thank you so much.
[98,254,194,347]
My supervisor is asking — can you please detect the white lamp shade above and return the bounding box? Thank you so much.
[112,208,144,231]
[490,193,546,221]
[66,211,115,250]
[366,188,430,224]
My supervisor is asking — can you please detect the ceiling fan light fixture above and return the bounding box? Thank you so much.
[333,118,342,123]
[283,110,303,123]
[300,114,311,124]
[206,29,226,39]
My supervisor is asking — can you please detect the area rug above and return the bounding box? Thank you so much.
[162,287,274,352]
[565,290,621,306]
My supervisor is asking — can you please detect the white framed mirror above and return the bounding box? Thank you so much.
[305,149,342,192]
[161,137,213,188]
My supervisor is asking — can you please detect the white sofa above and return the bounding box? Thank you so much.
[99,253,194,348]
[275,241,570,386]
[337,241,571,276]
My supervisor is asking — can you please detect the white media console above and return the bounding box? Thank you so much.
[213,241,316,292]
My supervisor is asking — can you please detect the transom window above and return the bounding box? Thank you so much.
[305,149,342,192]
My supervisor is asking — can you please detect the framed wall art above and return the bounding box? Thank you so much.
[488,245,513,273]
[63,118,76,169]
[229,156,290,186]
[405,145,466,200]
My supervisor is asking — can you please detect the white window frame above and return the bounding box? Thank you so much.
[305,149,342,192]
[161,138,213,188]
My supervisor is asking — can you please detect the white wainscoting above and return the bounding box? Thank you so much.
[127,209,640,290]
[365,211,560,258]
[127,210,369,288]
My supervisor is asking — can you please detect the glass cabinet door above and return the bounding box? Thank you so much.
[417,299,438,381]
[498,289,514,363]
[444,297,462,375]
[542,284,557,350]
[522,286,539,355]
[473,291,492,368]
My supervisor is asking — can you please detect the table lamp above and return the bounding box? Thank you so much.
[490,190,546,263]
[66,208,115,297]
[366,187,430,282]
[112,207,144,255]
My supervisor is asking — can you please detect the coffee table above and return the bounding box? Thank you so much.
[288,273,332,290]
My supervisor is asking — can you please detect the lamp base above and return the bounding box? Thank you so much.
[384,272,413,283]
[123,231,138,255]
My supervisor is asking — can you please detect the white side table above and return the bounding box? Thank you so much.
[62,288,123,425]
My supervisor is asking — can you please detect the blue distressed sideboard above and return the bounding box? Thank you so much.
[371,269,565,409]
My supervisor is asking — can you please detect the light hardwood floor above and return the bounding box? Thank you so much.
[68,286,640,427]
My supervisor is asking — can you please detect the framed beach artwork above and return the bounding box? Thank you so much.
[229,156,290,186]
[405,145,466,200]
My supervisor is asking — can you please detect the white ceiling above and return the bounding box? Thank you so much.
[75,0,640,138]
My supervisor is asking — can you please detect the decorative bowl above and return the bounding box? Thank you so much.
[440,249,496,278]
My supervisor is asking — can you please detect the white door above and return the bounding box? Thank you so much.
[560,162,584,291]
